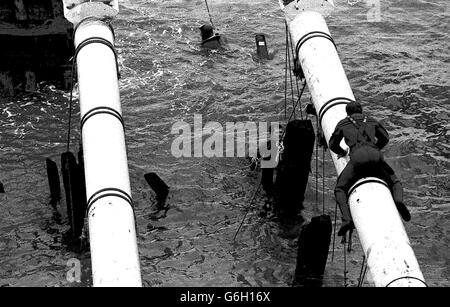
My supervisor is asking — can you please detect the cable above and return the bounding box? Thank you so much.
[361,265,368,287]
[348,228,353,252]
[233,182,262,241]
[204,0,215,29]
[289,29,304,120]
[66,57,76,153]
[281,21,307,143]
[280,81,307,142]
[315,118,319,209]
[331,201,338,262]
[343,234,348,287]
[322,145,326,215]
[286,31,296,120]
[284,22,289,122]
[357,255,367,287]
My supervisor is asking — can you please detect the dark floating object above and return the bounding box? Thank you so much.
[249,158,258,171]
[46,158,61,207]
[261,168,274,197]
[274,119,315,217]
[255,34,269,60]
[305,103,317,116]
[260,138,275,197]
[61,151,87,239]
[293,214,332,287]
[199,24,221,48]
[200,24,214,41]
[0,181,4,193]
[144,172,169,205]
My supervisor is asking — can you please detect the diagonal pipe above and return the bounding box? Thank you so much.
[281,0,426,287]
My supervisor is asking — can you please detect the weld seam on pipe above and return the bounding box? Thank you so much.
[385,276,428,287]
[80,106,125,130]
[295,30,336,55]
[74,36,120,79]
[318,97,355,126]
[348,178,389,195]
[87,188,134,213]
[87,193,134,214]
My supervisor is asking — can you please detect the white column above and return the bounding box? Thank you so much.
[75,19,142,287]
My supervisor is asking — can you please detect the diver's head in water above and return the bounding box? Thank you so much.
[346,101,363,116]
[199,24,214,41]
[199,24,222,49]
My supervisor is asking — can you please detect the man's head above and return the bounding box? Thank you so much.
[199,24,214,41]
[346,101,363,116]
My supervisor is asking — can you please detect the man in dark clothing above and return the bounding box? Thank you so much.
[329,101,411,236]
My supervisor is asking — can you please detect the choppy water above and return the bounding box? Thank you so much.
[0,0,449,287]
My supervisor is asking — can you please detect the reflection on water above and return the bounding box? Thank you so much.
[0,0,449,287]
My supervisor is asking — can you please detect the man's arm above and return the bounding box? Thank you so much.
[329,125,347,157]
[375,122,389,149]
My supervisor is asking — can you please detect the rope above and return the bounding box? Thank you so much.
[280,81,306,142]
[357,255,367,287]
[284,22,289,122]
[287,32,296,120]
[361,265,368,287]
[66,57,76,152]
[314,116,327,215]
[315,118,319,209]
[343,234,348,287]
[331,201,338,262]
[322,145,325,215]
[281,21,309,143]
[204,0,215,29]
[233,182,262,241]
[289,29,304,120]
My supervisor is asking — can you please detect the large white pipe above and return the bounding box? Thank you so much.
[349,178,425,287]
[282,2,425,287]
[74,19,142,287]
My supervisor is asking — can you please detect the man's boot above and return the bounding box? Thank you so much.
[391,181,411,222]
[337,202,354,236]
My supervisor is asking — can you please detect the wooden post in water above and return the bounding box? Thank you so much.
[280,0,426,287]
[62,0,142,287]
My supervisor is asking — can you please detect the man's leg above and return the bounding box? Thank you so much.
[379,161,411,221]
[335,162,356,235]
